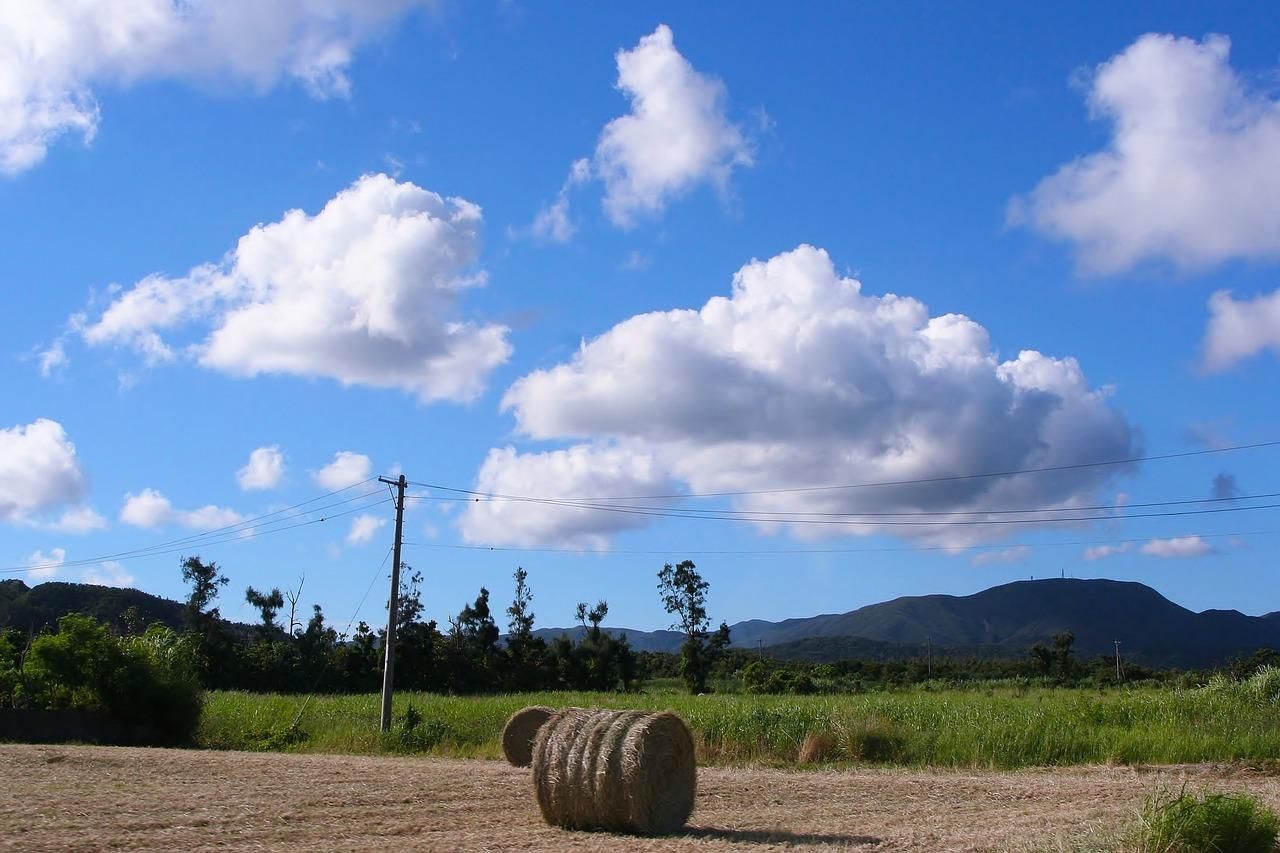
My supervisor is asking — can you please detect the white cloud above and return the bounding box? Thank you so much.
[1083,542,1131,561]
[970,545,1031,567]
[81,560,134,587]
[528,195,575,243]
[1140,536,1214,559]
[27,547,66,580]
[465,244,1137,548]
[76,173,511,401]
[0,0,432,173]
[314,451,373,490]
[238,445,285,491]
[524,159,590,243]
[1011,34,1280,273]
[461,444,674,550]
[594,25,752,227]
[346,513,386,545]
[0,419,86,525]
[1201,289,1280,372]
[46,505,108,534]
[38,340,68,377]
[120,488,242,530]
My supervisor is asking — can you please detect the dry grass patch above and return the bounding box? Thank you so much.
[7,745,1280,851]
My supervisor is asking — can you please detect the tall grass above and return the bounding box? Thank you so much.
[198,679,1280,769]
[1129,786,1280,853]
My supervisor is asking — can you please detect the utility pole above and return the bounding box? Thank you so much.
[1114,639,1123,683]
[379,474,407,732]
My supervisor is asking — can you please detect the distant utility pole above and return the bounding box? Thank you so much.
[1114,639,1124,683]
[379,474,407,733]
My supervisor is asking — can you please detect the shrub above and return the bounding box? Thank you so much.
[1130,786,1280,853]
[20,614,203,743]
[382,703,452,753]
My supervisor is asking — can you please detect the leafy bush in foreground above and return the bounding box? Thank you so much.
[1130,786,1280,853]
[17,613,203,743]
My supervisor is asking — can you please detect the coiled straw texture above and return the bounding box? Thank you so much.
[530,707,696,836]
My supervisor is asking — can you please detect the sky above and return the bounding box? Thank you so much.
[2,1,1280,638]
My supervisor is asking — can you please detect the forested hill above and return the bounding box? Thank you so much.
[539,579,1280,668]
[727,578,1280,668]
[0,579,185,634]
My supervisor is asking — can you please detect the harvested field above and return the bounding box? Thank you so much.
[4,745,1280,851]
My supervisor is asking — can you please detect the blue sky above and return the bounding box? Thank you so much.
[3,1,1279,637]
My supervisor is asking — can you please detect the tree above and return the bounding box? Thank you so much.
[504,567,548,690]
[575,600,609,641]
[657,560,728,693]
[284,576,306,637]
[244,586,284,640]
[448,587,500,692]
[180,556,228,632]
[179,556,232,684]
[1053,630,1076,679]
[507,567,536,647]
[389,567,445,691]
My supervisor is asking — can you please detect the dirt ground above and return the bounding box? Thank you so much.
[3,745,1280,852]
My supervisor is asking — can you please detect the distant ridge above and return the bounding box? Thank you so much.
[0,579,186,634]
[536,579,1280,668]
[6,577,1277,669]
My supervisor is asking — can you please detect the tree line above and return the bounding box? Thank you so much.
[153,555,730,695]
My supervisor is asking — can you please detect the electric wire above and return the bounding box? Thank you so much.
[2,497,393,575]
[405,438,1280,502]
[401,488,1280,518]
[7,478,382,574]
[402,528,1278,557]
[408,496,1280,528]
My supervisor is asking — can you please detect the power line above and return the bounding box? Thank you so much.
[401,528,1278,557]
[406,438,1280,502]
[403,488,1280,519]
[9,478,382,573]
[2,496,392,575]
[400,496,1280,529]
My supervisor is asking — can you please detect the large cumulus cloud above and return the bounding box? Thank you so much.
[462,245,1137,548]
[0,0,432,173]
[76,174,511,402]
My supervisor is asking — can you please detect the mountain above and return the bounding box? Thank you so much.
[538,579,1280,668]
[530,625,687,653]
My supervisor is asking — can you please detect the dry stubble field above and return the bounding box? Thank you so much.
[4,745,1280,852]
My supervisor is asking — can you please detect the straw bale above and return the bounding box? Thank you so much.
[530,708,696,835]
[501,705,555,767]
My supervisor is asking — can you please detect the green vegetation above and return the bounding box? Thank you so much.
[1,614,203,743]
[198,679,1280,769]
[1129,786,1280,853]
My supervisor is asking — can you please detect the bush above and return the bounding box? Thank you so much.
[1131,786,1280,853]
[20,614,203,743]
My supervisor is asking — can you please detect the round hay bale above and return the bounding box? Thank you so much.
[501,705,555,767]
[531,708,696,835]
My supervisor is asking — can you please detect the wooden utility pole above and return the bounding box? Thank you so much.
[1114,639,1123,683]
[379,474,407,732]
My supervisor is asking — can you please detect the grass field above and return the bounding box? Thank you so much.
[197,678,1280,769]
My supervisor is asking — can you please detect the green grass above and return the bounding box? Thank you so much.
[1129,786,1280,853]
[197,681,1280,769]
